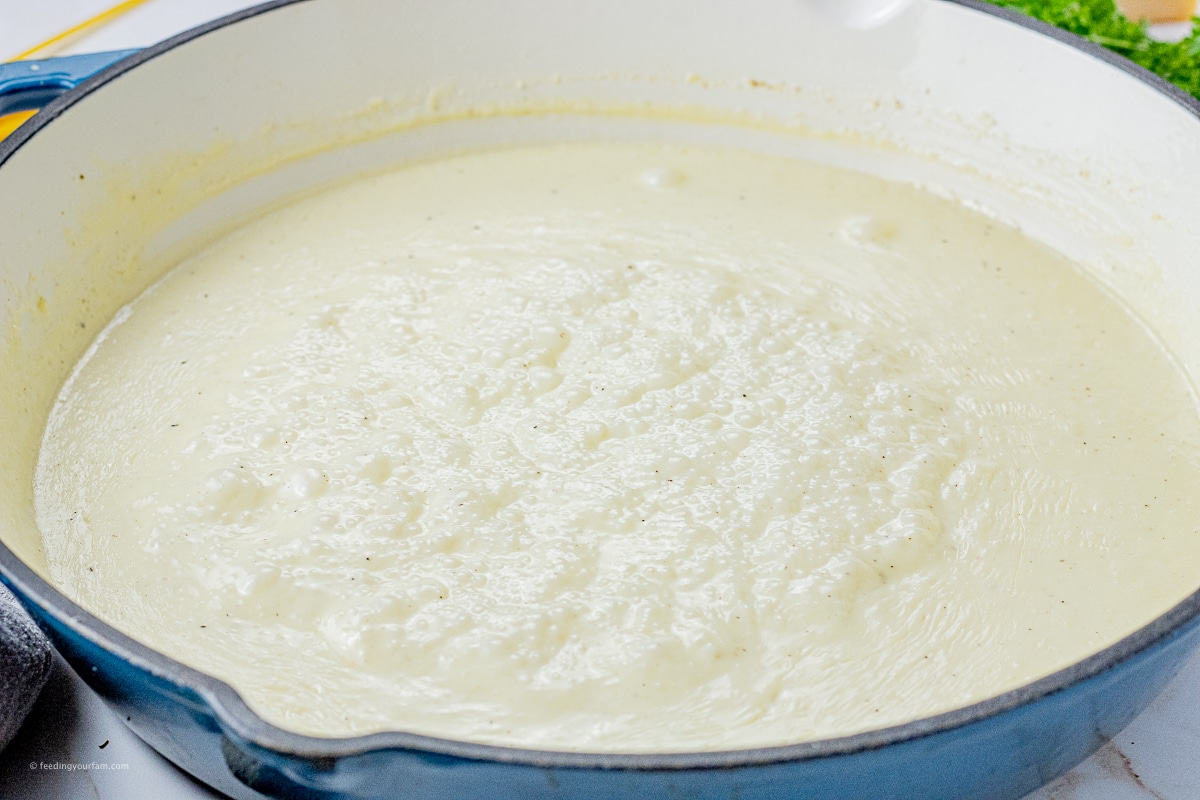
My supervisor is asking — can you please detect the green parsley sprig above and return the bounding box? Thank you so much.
[985,0,1200,99]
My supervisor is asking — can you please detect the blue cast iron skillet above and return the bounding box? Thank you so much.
[1,2,1199,798]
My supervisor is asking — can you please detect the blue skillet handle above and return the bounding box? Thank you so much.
[0,50,140,117]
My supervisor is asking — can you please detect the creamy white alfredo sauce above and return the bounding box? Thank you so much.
[35,142,1200,751]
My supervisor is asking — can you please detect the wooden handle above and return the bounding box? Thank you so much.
[1116,0,1196,23]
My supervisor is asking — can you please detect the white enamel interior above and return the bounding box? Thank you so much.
[1,0,1198,597]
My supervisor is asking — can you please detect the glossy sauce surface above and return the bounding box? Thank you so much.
[35,142,1200,750]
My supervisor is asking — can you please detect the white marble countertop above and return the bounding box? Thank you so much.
[1,1,1198,797]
